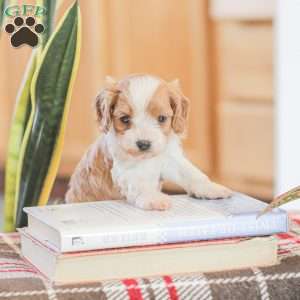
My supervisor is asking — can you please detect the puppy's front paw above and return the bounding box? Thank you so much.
[189,182,233,199]
[135,192,172,210]
[150,194,172,210]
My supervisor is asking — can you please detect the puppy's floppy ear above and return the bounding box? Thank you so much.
[95,76,119,133]
[168,79,190,136]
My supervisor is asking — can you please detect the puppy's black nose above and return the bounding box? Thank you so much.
[136,140,151,151]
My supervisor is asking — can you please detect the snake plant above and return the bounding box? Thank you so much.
[4,1,81,230]
[0,0,6,28]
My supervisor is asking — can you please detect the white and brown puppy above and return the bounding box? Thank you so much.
[65,74,232,209]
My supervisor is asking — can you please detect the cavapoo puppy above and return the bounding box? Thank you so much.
[65,74,232,209]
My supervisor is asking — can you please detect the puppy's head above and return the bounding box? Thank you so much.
[95,74,189,159]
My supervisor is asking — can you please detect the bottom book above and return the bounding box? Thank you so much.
[19,228,278,284]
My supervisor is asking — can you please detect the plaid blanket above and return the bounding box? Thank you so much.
[1,224,300,300]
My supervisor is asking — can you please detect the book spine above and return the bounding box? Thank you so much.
[60,211,288,252]
[161,211,288,243]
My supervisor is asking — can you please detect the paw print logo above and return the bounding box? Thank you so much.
[5,16,44,48]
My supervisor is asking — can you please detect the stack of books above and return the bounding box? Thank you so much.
[19,193,288,283]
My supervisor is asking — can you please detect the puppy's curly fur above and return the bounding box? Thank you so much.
[66,74,232,210]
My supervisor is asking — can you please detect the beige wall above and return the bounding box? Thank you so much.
[0,0,274,199]
[0,0,213,177]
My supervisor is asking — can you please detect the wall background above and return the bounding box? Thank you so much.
[0,0,276,201]
[276,0,300,195]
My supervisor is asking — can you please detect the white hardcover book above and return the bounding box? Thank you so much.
[23,194,288,253]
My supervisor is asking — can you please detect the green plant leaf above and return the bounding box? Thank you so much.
[0,0,4,29]
[3,1,58,232]
[15,1,81,228]
[38,0,57,48]
[4,54,36,232]
[0,0,7,27]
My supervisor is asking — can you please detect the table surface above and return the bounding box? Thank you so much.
[1,225,300,300]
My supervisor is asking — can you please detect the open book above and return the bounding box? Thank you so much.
[23,194,288,252]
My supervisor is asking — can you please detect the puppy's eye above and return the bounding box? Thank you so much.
[158,115,167,123]
[120,115,130,124]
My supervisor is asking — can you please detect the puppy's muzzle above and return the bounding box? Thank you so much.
[136,140,151,151]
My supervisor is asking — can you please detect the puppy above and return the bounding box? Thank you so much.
[65,74,232,210]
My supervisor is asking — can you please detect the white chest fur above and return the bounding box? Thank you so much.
[111,153,164,197]
[106,133,181,199]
